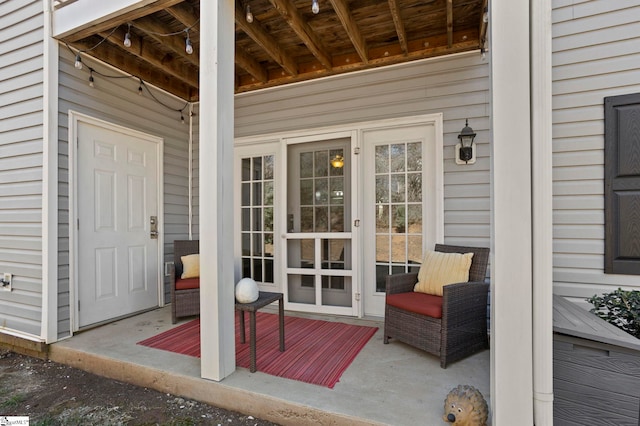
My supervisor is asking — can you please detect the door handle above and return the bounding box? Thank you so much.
[150,216,158,239]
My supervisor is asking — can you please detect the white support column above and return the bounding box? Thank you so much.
[199,0,236,381]
[490,0,534,423]
[532,0,554,423]
[42,0,59,343]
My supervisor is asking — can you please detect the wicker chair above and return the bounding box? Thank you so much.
[169,240,200,324]
[383,244,490,368]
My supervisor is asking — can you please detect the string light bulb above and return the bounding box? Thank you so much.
[181,113,185,124]
[245,4,254,23]
[74,54,82,70]
[138,79,143,96]
[124,24,132,47]
[89,70,94,87]
[312,0,319,14]
[185,31,193,55]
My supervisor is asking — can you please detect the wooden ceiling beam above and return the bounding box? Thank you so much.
[479,0,489,50]
[447,0,453,48]
[71,40,194,100]
[234,3,298,77]
[133,16,199,66]
[97,28,198,88]
[237,30,479,93]
[235,46,268,84]
[64,0,186,42]
[269,0,333,70]
[328,0,368,64]
[387,0,408,55]
[165,2,200,34]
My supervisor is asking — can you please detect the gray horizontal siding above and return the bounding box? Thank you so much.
[0,0,44,338]
[58,47,192,337]
[552,0,640,299]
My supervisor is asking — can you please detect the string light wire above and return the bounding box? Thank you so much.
[64,20,196,122]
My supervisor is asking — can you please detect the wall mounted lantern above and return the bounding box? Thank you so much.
[456,119,477,165]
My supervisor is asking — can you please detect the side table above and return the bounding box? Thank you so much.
[235,291,285,373]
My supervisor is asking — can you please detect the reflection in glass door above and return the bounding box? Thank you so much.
[286,138,354,314]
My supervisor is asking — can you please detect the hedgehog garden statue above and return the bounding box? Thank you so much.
[442,385,489,426]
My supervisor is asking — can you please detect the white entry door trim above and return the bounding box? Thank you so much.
[68,111,164,332]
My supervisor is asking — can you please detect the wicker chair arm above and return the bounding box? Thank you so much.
[385,272,419,295]
[441,281,489,322]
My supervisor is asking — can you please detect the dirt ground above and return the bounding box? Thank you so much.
[0,350,279,426]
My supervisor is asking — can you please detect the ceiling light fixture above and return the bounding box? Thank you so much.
[312,0,319,14]
[245,4,254,23]
[331,154,344,168]
[124,24,132,47]
[185,30,193,55]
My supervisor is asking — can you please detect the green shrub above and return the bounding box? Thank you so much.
[587,288,640,339]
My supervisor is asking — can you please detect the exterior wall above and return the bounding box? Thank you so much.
[194,53,491,253]
[0,0,45,338]
[552,0,640,303]
[57,48,191,336]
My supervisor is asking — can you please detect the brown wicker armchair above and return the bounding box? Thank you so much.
[383,244,490,368]
[169,240,200,324]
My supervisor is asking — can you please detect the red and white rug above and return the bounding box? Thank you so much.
[137,312,378,389]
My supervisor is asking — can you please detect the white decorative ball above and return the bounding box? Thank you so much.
[235,277,259,303]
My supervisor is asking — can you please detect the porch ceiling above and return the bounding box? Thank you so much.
[56,0,488,101]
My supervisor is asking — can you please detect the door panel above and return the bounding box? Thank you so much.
[286,138,355,315]
[77,120,160,328]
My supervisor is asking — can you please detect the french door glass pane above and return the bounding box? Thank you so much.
[375,141,423,292]
[240,155,275,284]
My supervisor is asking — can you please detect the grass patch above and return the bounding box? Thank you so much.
[0,392,26,409]
[32,415,57,426]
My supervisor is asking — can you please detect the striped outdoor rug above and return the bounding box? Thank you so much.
[137,312,378,388]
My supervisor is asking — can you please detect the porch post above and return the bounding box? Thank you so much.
[199,0,236,381]
[489,0,534,423]
[531,0,554,423]
[42,0,60,343]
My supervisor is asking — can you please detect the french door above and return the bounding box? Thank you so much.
[235,115,442,318]
[362,122,443,317]
[284,135,358,315]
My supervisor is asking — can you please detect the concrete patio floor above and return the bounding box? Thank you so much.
[49,306,490,425]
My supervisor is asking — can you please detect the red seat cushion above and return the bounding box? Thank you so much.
[386,292,443,319]
[175,277,200,290]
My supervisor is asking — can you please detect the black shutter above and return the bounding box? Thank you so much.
[604,92,640,274]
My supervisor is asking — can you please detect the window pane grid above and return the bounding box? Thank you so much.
[299,148,344,233]
[241,155,275,284]
[374,141,423,292]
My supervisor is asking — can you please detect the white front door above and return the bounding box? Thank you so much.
[284,136,358,316]
[362,122,443,317]
[76,118,161,328]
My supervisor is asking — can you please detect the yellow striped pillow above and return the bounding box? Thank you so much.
[414,250,474,296]
[181,254,200,279]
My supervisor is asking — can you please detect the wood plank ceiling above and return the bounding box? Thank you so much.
[57,0,488,101]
